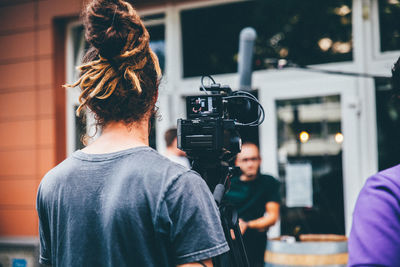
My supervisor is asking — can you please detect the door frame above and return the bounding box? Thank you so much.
[258,71,365,236]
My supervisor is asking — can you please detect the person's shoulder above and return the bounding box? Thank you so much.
[94,146,190,178]
[369,164,400,186]
[259,173,280,185]
[38,156,77,197]
[136,148,199,187]
[143,148,190,173]
[229,175,241,183]
[162,153,191,169]
[375,164,400,180]
[363,164,400,197]
[160,168,212,210]
[167,168,205,190]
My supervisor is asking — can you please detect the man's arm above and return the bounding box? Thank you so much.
[245,202,280,231]
[177,259,213,267]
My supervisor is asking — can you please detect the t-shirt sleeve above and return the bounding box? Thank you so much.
[348,174,400,267]
[36,184,52,266]
[157,170,229,265]
[265,176,281,204]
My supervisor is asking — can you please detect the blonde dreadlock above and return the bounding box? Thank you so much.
[64,0,161,119]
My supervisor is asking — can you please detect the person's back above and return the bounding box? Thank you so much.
[36,1,228,266]
[38,147,227,266]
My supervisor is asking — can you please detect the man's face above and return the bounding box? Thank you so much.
[235,144,261,180]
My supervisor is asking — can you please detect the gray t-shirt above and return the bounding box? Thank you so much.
[36,146,229,267]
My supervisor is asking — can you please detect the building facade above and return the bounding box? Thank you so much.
[0,0,399,259]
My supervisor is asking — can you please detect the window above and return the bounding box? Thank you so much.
[66,16,165,152]
[148,25,165,71]
[145,13,166,72]
[379,0,400,52]
[143,15,165,149]
[181,0,353,78]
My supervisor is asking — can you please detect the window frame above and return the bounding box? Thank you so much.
[66,21,89,156]
[371,0,400,60]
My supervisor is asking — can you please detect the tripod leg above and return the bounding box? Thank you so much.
[213,205,249,267]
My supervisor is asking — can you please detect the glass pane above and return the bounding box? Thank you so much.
[276,95,345,235]
[181,0,352,78]
[71,25,84,66]
[375,77,400,170]
[148,24,165,72]
[379,0,400,52]
[71,25,87,81]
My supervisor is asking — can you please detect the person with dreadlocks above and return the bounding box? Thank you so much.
[348,57,400,267]
[36,1,229,266]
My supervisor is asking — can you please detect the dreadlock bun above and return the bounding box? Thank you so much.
[65,0,161,127]
[85,0,140,59]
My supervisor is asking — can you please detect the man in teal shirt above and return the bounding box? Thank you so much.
[225,142,281,267]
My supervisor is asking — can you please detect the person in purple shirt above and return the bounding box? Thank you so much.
[348,57,400,266]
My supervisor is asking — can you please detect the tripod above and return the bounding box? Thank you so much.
[191,157,250,267]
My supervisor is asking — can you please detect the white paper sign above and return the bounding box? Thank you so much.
[285,163,313,208]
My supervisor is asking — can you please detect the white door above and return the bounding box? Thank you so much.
[258,71,362,236]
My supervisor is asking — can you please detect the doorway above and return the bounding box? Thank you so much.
[276,95,344,235]
[258,73,361,235]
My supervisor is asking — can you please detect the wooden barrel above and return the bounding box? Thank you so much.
[265,234,348,267]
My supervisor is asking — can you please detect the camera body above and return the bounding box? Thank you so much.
[177,84,241,158]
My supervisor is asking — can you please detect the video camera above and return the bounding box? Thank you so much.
[176,76,265,267]
[177,76,264,161]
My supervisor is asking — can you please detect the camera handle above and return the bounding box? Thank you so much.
[191,158,250,267]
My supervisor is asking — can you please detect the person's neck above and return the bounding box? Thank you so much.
[240,174,258,182]
[81,120,149,154]
[166,146,181,156]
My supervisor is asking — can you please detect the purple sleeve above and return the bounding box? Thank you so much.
[348,172,400,266]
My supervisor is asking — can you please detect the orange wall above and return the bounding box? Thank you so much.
[0,0,168,237]
[0,0,83,237]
